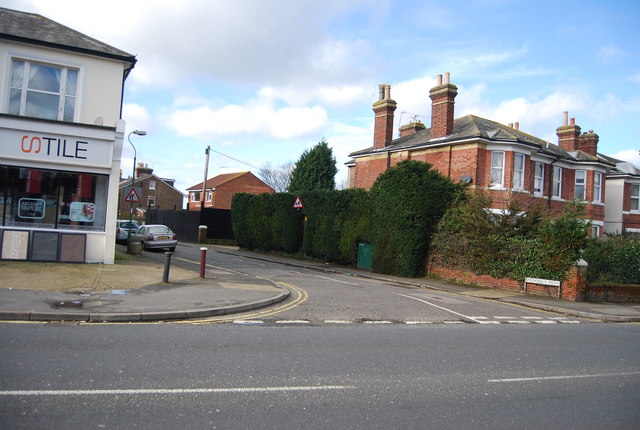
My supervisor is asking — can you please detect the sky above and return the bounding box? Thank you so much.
[4,0,640,195]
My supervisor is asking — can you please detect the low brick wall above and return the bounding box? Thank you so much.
[428,264,587,301]
[584,284,640,302]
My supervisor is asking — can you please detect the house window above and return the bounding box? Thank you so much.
[513,153,525,191]
[490,151,505,189]
[591,224,601,238]
[593,172,602,203]
[149,180,156,190]
[190,192,199,201]
[8,59,78,121]
[534,162,544,196]
[206,191,213,202]
[148,196,155,207]
[632,184,640,211]
[553,166,562,198]
[574,170,586,200]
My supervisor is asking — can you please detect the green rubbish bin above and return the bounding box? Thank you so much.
[357,242,372,270]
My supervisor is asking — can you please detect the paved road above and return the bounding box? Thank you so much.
[1,323,639,429]
[162,244,588,325]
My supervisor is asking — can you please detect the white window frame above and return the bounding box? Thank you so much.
[206,191,213,202]
[190,192,197,202]
[149,180,156,190]
[631,184,640,212]
[593,172,602,203]
[513,153,525,191]
[8,58,79,121]
[148,196,155,207]
[490,151,505,189]
[591,223,602,238]
[552,166,562,198]
[534,162,545,196]
[574,170,586,201]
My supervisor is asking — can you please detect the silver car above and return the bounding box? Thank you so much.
[116,220,140,243]
[133,224,177,252]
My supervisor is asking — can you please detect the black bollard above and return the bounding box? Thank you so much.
[163,251,174,283]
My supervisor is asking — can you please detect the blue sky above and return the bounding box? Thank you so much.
[6,0,640,194]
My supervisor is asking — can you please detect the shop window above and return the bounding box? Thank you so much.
[0,165,107,232]
[8,59,78,121]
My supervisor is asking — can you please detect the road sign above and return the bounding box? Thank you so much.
[293,196,304,209]
[124,187,141,203]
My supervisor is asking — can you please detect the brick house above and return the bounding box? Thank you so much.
[347,73,616,237]
[600,155,640,234]
[118,163,184,219]
[186,171,274,211]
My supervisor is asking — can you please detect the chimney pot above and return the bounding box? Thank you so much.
[563,111,569,126]
[588,130,594,133]
[508,123,513,128]
[570,118,575,126]
[444,72,450,85]
[437,74,443,86]
[514,122,520,130]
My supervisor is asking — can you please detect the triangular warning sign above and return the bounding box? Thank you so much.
[124,188,141,202]
[293,196,304,209]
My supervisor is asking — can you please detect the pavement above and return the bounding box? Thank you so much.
[1,243,639,323]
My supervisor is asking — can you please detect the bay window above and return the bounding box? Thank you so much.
[574,170,586,200]
[534,162,544,196]
[490,151,505,189]
[513,153,525,191]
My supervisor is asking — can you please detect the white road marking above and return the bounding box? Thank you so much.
[522,316,543,320]
[488,371,640,383]
[315,275,359,286]
[405,321,432,325]
[559,320,581,324]
[363,320,393,324]
[232,320,264,325]
[396,293,482,324]
[505,320,530,324]
[534,320,557,324]
[275,320,310,324]
[324,320,353,324]
[0,385,357,397]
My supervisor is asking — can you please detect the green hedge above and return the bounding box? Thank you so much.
[583,234,640,284]
[369,160,460,277]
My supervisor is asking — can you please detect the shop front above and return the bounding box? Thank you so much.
[0,115,124,264]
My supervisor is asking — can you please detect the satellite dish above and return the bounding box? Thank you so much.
[459,175,472,184]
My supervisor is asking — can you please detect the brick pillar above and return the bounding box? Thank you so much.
[561,259,588,301]
[372,84,397,149]
[578,131,599,156]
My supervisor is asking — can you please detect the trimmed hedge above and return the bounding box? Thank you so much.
[583,234,640,284]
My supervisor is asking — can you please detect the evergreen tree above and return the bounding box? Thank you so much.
[288,139,337,194]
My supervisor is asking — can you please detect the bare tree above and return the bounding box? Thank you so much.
[258,161,295,192]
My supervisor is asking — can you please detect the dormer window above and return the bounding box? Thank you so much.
[8,59,78,121]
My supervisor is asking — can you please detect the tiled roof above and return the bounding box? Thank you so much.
[0,7,135,62]
[349,114,613,166]
[187,172,250,191]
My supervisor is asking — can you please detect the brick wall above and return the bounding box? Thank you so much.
[585,284,640,302]
[428,263,588,301]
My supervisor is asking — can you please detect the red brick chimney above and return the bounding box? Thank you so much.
[429,73,458,139]
[372,84,397,149]
[556,111,581,151]
[578,130,599,156]
[135,163,153,178]
[399,121,426,137]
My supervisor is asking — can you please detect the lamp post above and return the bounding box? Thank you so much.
[127,130,146,245]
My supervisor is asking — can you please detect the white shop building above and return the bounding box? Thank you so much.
[0,7,136,264]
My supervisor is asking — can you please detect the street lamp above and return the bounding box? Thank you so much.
[127,130,146,245]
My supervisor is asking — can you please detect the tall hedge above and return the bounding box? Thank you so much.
[583,234,640,284]
[369,160,460,277]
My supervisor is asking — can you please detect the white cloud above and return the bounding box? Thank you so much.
[612,149,640,167]
[597,45,625,63]
[169,101,327,140]
[122,103,151,134]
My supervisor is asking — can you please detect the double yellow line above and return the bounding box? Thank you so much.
[174,257,308,324]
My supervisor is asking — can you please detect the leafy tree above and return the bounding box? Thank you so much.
[288,139,337,194]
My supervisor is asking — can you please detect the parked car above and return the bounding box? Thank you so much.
[116,219,140,243]
[132,224,177,252]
